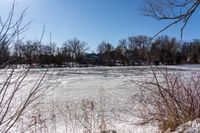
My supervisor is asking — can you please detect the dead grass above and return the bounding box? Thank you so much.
[134,66,200,132]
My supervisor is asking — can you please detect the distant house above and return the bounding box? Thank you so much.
[154,60,160,65]
[85,53,99,65]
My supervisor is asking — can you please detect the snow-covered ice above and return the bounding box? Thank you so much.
[1,65,200,133]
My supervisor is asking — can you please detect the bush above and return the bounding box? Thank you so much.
[134,67,200,132]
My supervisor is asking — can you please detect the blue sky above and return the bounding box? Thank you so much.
[0,0,200,51]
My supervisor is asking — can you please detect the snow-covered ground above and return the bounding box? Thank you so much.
[1,65,200,133]
[42,66,154,133]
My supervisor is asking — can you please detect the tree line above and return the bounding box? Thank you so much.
[1,35,200,68]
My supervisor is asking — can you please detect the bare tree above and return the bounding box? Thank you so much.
[62,41,72,64]
[17,40,40,64]
[0,1,58,132]
[150,35,179,64]
[0,38,10,66]
[143,0,200,38]
[97,41,114,55]
[97,41,114,65]
[63,38,89,63]
[118,39,128,54]
[0,0,31,67]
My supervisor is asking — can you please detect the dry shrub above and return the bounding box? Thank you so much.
[0,67,59,132]
[134,67,200,132]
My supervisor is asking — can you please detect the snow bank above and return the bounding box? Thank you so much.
[166,119,200,133]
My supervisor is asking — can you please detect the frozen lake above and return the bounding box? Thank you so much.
[1,65,200,133]
[38,65,200,132]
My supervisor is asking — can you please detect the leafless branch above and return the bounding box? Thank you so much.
[143,0,200,39]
